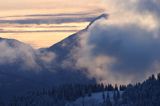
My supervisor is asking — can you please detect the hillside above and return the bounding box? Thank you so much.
[0,14,108,98]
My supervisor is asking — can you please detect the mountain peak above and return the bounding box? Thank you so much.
[86,13,108,29]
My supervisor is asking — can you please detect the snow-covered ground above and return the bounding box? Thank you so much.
[66,91,123,106]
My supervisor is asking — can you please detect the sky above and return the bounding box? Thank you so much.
[0,0,105,48]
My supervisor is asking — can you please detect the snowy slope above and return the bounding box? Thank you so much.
[66,91,123,106]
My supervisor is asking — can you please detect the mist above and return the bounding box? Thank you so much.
[71,0,160,84]
[0,38,56,71]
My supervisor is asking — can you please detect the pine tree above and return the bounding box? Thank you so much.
[115,84,118,91]
[106,92,112,106]
[102,91,106,103]
[157,73,160,81]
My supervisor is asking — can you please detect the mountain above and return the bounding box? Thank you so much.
[0,14,108,98]
[46,13,108,65]
[0,37,94,98]
[0,38,43,98]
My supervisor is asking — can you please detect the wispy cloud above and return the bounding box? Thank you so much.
[0,30,79,33]
[0,9,104,24]
[0,38,56,70]
[0,17,93,24]
[0,9,104,19]
[0,9,103,35]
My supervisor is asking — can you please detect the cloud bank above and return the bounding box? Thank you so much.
[0,38,56,71]
[72,0,160,84]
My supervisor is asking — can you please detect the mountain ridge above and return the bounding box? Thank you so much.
[0,13,108,98]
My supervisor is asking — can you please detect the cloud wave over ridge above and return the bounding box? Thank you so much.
[72,0,160,84]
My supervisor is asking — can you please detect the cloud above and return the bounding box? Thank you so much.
[0,39,38,69]
[71,0,160,84]
[0,38,56,70]
[0,17,94,24]
[0,9,104,24]
[0,9,103,19]
[0,30,79,33]
[39,51,55,63]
